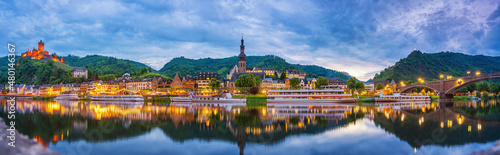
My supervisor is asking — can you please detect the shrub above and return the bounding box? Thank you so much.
[249,86,259,95]
[482,91,489,98]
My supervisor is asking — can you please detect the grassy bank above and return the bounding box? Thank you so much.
[79,98,91,101]
[144,97,171,103]
[246,95,268,106]
[357,98,375,104]
[32,96,56,100]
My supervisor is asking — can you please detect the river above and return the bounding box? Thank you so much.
[1,99,499,155]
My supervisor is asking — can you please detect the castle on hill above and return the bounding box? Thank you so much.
[20,40,64,63]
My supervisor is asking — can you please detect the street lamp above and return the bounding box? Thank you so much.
[476,71,481,76]
[439,74,444,79]
[467,71,470,75]
[447,76,452,80]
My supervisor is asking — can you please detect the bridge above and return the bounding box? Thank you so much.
[396,72,500,99]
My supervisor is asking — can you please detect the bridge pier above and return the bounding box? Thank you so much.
[439,93,454,106]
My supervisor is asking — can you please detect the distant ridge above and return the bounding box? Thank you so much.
[373,50,500,83]
[158,55,353,81]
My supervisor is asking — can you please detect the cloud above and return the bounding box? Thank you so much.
[1,0,500,81]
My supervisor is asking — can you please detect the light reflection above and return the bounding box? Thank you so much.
[4,99,498,153]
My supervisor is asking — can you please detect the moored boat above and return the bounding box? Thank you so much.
[376,92,430,102]
[55,94,79,100]
[171,93,245,103]
[266,89,356,104]
[91,95,144,102]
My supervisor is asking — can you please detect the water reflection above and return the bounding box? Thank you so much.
[0,99,499,154]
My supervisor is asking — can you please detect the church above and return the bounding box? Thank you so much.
[225,37,266,89]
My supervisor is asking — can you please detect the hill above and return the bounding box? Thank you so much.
[159,55,352,81]
[64,55,154,75]
[373,50,500,83]
[294,64,352,81]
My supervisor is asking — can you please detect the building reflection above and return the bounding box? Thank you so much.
[371,99,500,149]
[1,99,499,153]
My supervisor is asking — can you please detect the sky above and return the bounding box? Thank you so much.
[1,0,500,81]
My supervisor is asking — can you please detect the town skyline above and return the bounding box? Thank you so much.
[2,0,500,81]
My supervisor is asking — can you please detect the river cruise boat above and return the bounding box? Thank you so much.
[55,94,79,100]
[266,89,356,103]
[91,95,144,102]
[171,93,246,103]
[376,92,430,102]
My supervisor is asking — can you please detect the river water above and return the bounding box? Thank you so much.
[1,99,499,155]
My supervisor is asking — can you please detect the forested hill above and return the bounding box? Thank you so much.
[373,50,500,83]
[64,55,154,75]
[294,64,352,82]
[158,55,352,81]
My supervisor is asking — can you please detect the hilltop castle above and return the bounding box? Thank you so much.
[20,40,64,63]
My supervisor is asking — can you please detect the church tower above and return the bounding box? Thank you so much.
[238,37,246,73]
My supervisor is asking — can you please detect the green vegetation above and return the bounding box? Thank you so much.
[454,96,472,100]
[208,78,221,91]
[144,97,171,103]
[64,55,153,76]
[137,73,168,79]
[357,98,375,104]
[347,77,365,94]
[246,95,268,106]
[315,76,329,88]
[158,55,351,80]
[375,83,383,90]
[11,59,72,85]
[373,50,500,83]
[100,74,117,81]
[295,64,353,81]
[80,98,91,101]
[431,95,439,101]
[235,74,257,87]
[289,78,300,89]
[32,96,56,100]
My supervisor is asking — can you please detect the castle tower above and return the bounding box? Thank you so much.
[238,37,246,73]
[38,40,44,53]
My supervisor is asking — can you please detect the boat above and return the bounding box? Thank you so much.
[376,92,430,102]
[266,89,356,104]
[91,95,144,102]
[55,94,79,100]
[171,93,246,103]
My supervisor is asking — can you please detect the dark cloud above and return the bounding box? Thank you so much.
[1,0,499,80]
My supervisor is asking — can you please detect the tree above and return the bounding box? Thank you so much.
[280,72,287,80]
[315,76,329,89]
[148,67,152,73]
[208,78,221,91]
[290,78,300,89]
[274,71,279,78]
[249,86,259,95]
[478,82,490,92]
[140,68,147,75]
[490,83,500,95]
[235,74,256,88]
[100,74,116,81]
[254,76,262,86]
[356,82,365,93]
[305,73,319,78]
[405,80,413,85]
[375,83,383,90]
[466,83,477,92]
[347,77,357,94]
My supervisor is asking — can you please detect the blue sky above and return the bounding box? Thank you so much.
[2,0,500,80]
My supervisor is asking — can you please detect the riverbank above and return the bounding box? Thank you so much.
[0,118,59,155]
